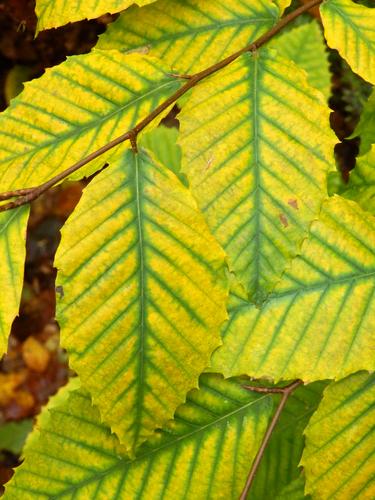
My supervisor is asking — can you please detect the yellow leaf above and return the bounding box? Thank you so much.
[55,148,228,451]
[35,0,157,31]
[320,0,375,84]
[0,51,181,193]
[4,375,273,499]
[211,196,375,382]
[0,207,28,358]
[97,0,279,73]
[179,49,335,300]
[302,371,375,499]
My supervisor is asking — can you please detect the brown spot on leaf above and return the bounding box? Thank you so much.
[279,213,289,228]
[288,199,298,210]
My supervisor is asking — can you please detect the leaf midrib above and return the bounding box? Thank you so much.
[134,153,147,447]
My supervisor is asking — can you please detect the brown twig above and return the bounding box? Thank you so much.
[0,0,322,213]
[239,379,303,499]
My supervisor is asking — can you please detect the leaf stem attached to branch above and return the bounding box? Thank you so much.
[239,379,303,499]
[0,0,322,213]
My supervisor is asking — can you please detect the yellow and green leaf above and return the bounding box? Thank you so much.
[0,207,29,358]
[4,374,273,499]
[211,196,375,382]
[179,49,335,300]
[302,371,375,499]
[341,145,375,215]
[35,0,157,32]
[97,0,279,73]
[0,51,181,193]
[320,0,375,84]
[269,20,331,99]
[55,148,228,451]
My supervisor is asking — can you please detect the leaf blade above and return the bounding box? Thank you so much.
[179,49,335,300]
[211,196,375,382]
[320,0,375,84]
[35,0,157,31]
[0,51,181,192]
[0,207,28,357]
[97,0,279,73]
[55,148,228,451]
[4,375,273,499]
[302,371,375,499]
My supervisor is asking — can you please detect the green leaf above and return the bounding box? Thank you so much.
[301,371,375,499]
[0,419,33,455]
[276,476,308,500]
[350,89,375,154]
[342,145,375,215]
[97,0,278,73]
[0,207,28,357]
[320,0,375,84]
[140,126,182,181]
[269,21,331,99]
[55,148,228,451]
[179,49,335,300]
[0,51,181,192]
[35,0,157,31]
[251,382,326,499]
[4,374,273,499]
[211,196,375,382]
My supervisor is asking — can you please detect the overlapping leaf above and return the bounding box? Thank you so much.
[270,21,331,99]
[0,207,28,358]
[4,374,273,499]
[179,49,335,300]
[302,371,375,499]
[342,146,375,215]
[55,148,228,451]
[35,0,157,31]
[211,196,375,382]
[141,126,182,181]
[97,0,279,73]
[251,382,326,499]
[320,0,375,84]
[0,51,181,193]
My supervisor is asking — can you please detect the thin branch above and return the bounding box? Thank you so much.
[0,0,322,213]
[239,379,303,499]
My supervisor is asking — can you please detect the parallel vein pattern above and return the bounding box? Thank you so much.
[179,49,335,300]
[55,149,228,451]
[0,207,28,357]
[302,371,375,499]
[97,0,278,73]
[4,375,273,499]
[211,196,375,381]
[35,0,157,31]
[320,0,375,84]
[0,51,181,192]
